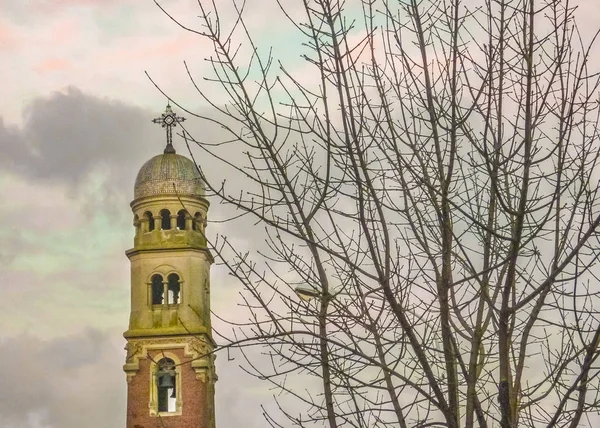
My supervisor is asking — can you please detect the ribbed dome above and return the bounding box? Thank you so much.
[134,153,204,199]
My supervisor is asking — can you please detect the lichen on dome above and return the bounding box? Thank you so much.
[134,152,204,199]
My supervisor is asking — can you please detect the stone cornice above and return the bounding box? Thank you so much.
[123,335,217,384]
[125,245,214,263]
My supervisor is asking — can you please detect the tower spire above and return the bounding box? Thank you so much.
[125,119,215,427]
[152,102,186,154]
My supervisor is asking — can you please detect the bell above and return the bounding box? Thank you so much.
[158,373,175,389]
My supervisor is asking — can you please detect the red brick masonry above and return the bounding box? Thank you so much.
[127,347,209,428]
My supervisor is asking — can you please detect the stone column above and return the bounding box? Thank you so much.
[134,219,141,237]
[140,218,149,233]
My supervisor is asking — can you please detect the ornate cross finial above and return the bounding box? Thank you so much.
[152,103,186,154]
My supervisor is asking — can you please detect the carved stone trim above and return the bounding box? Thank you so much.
[123,335,214,383]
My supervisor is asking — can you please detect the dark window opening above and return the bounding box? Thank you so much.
[177,210,186,230]
[160,209,171,230]
[151,274,164,305]
[157,358,176,413]
[145,211,155,231]
[167,273,181,305]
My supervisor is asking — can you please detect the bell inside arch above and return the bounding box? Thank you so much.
[158,372,175,389]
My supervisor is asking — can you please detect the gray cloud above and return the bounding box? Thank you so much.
[1,87,152,192]
[0,87,277,427]
[0,327,274,428]
[0,86,242,209]
[0,329,125,428]
[0,87,181,222]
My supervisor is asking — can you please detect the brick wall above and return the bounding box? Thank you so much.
[126,347,209,428]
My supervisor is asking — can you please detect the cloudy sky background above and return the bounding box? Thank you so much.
[1,1,600,427]
[0,1,278,427]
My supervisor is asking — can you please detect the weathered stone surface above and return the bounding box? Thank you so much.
[124,148,215,428]
[134,153,204,199]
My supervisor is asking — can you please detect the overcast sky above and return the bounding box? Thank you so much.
[1,1,600,427]
[0,1,272,427]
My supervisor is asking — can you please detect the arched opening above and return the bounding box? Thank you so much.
[193,212,202,231]
[151,274,164,305]
[167,273,181,305]
[145,211,155,232]
[160,209,171,230]
[156,358,177,413]
[177,210,186,230]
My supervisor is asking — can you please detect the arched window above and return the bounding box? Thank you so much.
[151,274,164,305]
[167,273,181,305]
[160,209,171,230]
[144,211,155,232]
[156,358,177,413]
[176,210,186,230]
[193,212,202,231]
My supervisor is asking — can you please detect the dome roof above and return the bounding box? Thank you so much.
[134,153,204,199]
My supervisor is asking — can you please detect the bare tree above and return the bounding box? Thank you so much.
[155,0,600,426]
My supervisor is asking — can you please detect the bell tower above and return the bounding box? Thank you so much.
[123,104,216,428]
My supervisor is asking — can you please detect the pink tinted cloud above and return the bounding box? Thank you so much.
[46,18,80,45]
[30,18,79,74]
[34,57,73,74]
[92,32,205,68]
[38,0,123,13]
[0,22,19,50]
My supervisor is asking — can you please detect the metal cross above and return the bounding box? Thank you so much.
[152,103,186,154]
